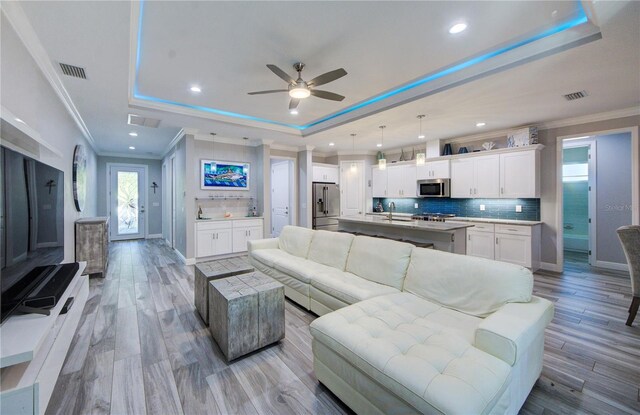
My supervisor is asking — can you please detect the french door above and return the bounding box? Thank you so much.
[109,165,146,240]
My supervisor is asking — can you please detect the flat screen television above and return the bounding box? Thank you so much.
[1,146,66,323]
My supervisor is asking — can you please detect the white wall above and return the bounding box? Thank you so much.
[1,14,98,263]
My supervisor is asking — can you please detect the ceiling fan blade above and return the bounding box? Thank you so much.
[310,89,345,101]
[308,68,347,87]
[289,99,300,110]
[247,89,288,95]
[266,64,296,84]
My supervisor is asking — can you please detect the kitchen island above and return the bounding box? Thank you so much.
[338,215,474,253]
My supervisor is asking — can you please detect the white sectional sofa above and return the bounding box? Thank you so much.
[248,225,554,414]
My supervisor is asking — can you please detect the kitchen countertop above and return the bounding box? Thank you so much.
[196,216,263,222]
[450,217,543,226]
[339,215,474,231]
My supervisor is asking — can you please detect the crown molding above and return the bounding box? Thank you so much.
[336,150,377,156]
[259,139,275,146]
[270,143,298,152]
[538,106,640,130]
[1,2,97,152]
[98,151,162,160]
[160,128,185,158]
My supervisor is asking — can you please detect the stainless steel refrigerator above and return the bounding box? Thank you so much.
[312,182,340,231]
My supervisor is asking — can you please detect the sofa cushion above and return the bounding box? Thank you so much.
[311,269,399,306]
[250,248,294,268]
[310,293,510,415]
[345,236,413,290]
[307,230,355,270]
[278,225,315,258]
[404,247,533,317]
[273,255,337,285]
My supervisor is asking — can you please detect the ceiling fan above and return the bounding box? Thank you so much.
[248,62,347,110]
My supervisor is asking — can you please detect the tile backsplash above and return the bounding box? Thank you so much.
[373,197,541,221]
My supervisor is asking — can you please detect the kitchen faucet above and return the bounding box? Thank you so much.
[388,202,395,222]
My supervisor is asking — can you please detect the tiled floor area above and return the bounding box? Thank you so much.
[46,240,639,414]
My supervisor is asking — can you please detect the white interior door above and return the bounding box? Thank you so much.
[109,165,146,240]
[340,161,365,216]
[271,160,291,237]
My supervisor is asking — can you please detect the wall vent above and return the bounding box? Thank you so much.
[563,90,588,101]
[127,114,161,128]
[59,63,87,79]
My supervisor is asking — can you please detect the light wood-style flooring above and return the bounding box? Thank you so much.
[46,240,639,415]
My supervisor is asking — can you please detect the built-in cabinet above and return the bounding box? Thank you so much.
[416,160,450,179]
[372,164,416,198]
[465,222,540,270]
[313,163,339,183]
[196,219,263,258]
[451,148,540,199]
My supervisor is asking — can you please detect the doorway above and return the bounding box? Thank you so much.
[163,156,176,248]
[562,138,596,266]
[108,164,147,241]
[558,128,638,271]
[271,158,294,237]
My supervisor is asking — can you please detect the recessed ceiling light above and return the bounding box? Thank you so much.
[329,142,335,146]
[476,122,486,127]
[190,85,202,93]
[376,143,382,148]
[289,109,299,115]
[449,23,467,34]
[129,132,138,137]
[418,134,425,139]
[129,146,136,150]
[15,118,25,124]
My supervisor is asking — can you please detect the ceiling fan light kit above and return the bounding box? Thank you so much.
[248,62,347,111]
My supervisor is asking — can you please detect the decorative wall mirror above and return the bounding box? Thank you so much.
[72,144,87,212]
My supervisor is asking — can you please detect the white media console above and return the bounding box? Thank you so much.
[0,262,88,415]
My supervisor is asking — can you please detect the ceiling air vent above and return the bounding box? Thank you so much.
[563,90,588,101]
[128,114,161,128]
[59,63,87,79]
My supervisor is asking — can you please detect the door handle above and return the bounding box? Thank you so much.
[140,206,145,213]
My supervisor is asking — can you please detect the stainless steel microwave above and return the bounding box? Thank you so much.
[417,179,450,198]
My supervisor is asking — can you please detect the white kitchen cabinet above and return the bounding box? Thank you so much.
[232,220,264,253]
[499,150,540,198]
[196,219,263,258]
[451,155,499,198]
[466,223,496,260]
[417,160,450,179]
[387,164,416,198]
[495,233,531,268]
[451,159,476,198]
[313,164,339,183]
[371,166,388,197]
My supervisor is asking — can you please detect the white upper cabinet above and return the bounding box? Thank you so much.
[499,150,540,198]
[313,164,339,183]
[387,164,416,198]
[451,158,476,198]
[417,160,450,179]
[450,147,541,199]
[371,166,388,198]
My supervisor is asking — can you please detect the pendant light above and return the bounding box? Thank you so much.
[416,115,426,165]
[350,133,357,172]
[378,126,387,170]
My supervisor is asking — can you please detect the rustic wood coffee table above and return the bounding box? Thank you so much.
[194,257,254,325]
[208,271,285,361]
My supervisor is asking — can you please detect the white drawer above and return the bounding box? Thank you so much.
[233,219,264,229]
[495,224,531,236]
[467,222,495,233]
[196,221,233,231]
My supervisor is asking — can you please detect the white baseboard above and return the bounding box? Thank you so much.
[540,262,563,272]
[146,233,163,239]
[595,260,629,272]
[174,248,196,265]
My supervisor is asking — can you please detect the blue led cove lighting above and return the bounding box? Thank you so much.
[132,1,588,132]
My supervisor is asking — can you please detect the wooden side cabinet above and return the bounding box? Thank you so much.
[75,217,109,276]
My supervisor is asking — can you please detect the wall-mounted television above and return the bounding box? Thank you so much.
[1,146,66,323]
